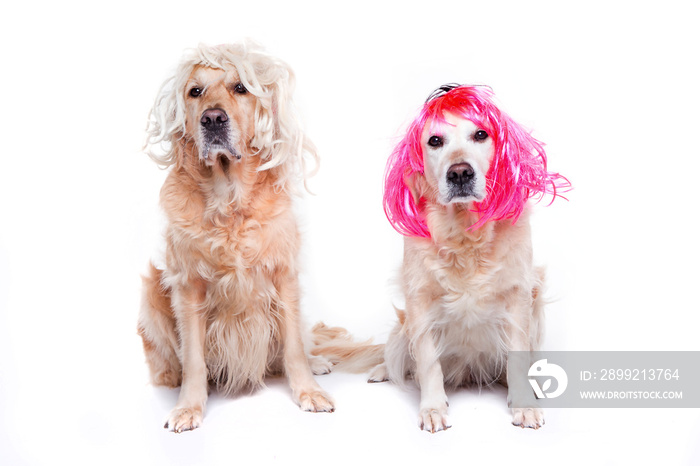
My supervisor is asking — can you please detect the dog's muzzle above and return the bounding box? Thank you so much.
[199,108,240,165]
[446,162,478,202]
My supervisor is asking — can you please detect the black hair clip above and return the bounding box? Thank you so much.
[425,83,462,103]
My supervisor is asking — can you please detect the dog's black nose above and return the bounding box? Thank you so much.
[201,108,228,129]
[446,163,475,186]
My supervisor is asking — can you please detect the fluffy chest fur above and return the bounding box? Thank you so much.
[401,207,537,385]
[158,156,299,392]
[160,157,298,296]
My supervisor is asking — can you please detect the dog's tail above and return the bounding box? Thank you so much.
[310,322,384,373]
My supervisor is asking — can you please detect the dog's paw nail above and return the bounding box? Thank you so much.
[298,390,335,413]
[165,407,203,433]
[511,407,544,429]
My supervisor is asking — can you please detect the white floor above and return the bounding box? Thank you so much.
[3,355,699,465]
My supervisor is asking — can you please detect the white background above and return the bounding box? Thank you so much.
[1,0,699,464]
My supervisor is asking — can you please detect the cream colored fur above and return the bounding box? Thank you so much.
[137,43,333,433]
[369,114,547,432]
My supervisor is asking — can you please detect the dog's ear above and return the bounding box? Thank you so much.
[144,72,186,169]
[383,127,432,238]
[250,62,291,157]
[251,55,318,190]
[405,171,427,205]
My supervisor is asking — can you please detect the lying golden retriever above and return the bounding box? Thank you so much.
[371,84,569,432]
[137,42,333,433]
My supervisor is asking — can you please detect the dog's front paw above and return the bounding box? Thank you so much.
[512,407,544,429]
[164,407,203,433]
[308,355,333,375]
[418,404,450,433]
[367,363,389,383]
[297,390,335,413]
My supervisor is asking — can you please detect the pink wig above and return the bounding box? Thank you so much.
[383,84,570,237]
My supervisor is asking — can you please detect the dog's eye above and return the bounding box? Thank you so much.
[474,130,489,141]
[189,87,203,98]
[427,135,444,148]
[234,83,247,94]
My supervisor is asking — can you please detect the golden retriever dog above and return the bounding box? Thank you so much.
[311,84,569,433]
[137,42,334,433]
[371,84,569,432]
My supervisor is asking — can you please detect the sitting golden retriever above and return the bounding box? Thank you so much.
[312,84,569,432]
[370,84,569,432]
[137,42,333,433]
